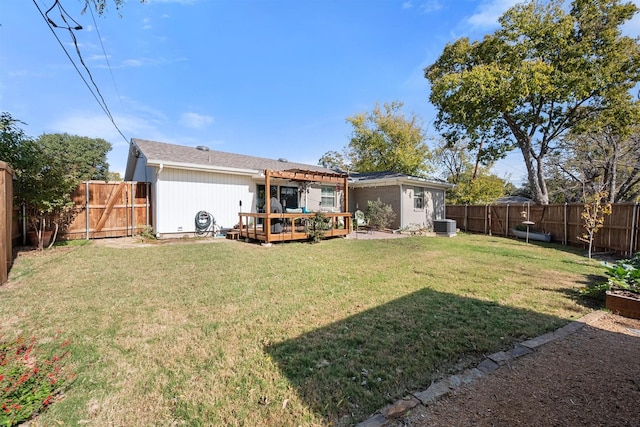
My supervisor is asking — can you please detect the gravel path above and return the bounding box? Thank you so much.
[384,312,640,427]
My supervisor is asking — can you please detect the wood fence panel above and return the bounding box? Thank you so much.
[59,181,151,240]
[447,203,640,256]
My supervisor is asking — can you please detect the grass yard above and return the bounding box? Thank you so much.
[0,234,604,426]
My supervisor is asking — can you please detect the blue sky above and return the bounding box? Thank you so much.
[2,0,640,184]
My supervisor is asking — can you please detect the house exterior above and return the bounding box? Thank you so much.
[124,138,345,238]
[124,138,453,238]
[349,171,453,231]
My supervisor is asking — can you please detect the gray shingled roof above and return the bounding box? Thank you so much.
[131,138,335,174]
[350,170,452,186]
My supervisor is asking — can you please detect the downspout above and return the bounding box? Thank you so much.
[155,164,163,238]
[146,182,150,230]
[399,185,403,230]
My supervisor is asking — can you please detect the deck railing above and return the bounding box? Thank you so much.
[237,212,352,243]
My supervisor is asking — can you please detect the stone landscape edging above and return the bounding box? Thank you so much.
[356,310,606,427]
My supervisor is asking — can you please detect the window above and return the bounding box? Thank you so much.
[321,185,335,208]
[413,187,424,209]
[279,186,299,209]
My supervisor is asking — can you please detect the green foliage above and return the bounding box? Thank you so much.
[37,133,111,182]
[318,150,350,171]
[0,334,74,426]
[446,171,508,205]
[425,0,640,205]
[365,198,396,230]
[605,253,640,294]
[1,114,112,250]
[138,226,157,241]
[305,212,330,243]
[579,253,640,300]
[320,101,432,176]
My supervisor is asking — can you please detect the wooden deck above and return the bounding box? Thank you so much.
[237,212,352,243]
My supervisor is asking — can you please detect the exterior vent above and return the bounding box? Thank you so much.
[278,158,288,162]
[196,145,210,151]
[434,219,456,237]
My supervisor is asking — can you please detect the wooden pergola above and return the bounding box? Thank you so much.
[238,168,351,243]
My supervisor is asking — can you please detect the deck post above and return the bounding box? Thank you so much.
[265,170,271,243]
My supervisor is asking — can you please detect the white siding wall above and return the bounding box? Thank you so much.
[156,168,253,234]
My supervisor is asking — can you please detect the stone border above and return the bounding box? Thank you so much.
[356,311,605,427]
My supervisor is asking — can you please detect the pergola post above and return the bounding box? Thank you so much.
[265,170,271,243]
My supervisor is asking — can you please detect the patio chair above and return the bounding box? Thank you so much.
[354,210,371,233]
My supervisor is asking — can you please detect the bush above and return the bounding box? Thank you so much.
[305,212,330,243]
[366,199,396,230]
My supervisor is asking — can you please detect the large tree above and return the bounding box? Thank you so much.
[547,126,640,203]
[425,0,640,205]
[319,101,432,176]
[433,139,510,204]
[1,115,112,249]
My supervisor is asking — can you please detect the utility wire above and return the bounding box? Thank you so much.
[32,0,129,143]
[87,3,123,107]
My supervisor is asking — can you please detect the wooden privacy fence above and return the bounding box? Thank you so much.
[1,161,13,285]
[54,181,152,240]
[446,203,640,256]
[16,181,152,242]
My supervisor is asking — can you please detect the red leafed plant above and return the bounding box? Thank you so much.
[0,332,75,426]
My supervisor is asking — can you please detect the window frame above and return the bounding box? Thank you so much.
[413,186,424,210]
[320,185,336,209]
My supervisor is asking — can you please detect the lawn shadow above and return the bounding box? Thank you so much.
[265,288,565,426]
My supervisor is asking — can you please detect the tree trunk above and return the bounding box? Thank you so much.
[517,138,549,205]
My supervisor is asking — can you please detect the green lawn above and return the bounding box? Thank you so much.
[1,234,604,426]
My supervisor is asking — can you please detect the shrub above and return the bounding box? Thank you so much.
[0,333,74,426]
[366,199,396,230]
[306,212,330,243]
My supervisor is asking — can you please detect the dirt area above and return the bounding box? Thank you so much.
[387,312,640,427]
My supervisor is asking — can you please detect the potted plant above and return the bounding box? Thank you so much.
[603,254,640,319]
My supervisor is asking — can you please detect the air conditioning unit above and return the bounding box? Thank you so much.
[434,219,456,237]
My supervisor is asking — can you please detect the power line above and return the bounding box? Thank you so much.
[32,0,129,143]
[87,3,124,107]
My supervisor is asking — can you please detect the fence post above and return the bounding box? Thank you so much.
[631,203,638,255]
[563,202,567,246]
[505,204,509,237]
[484,204,488,235]
[131,182,135,237]
[85,181,90,240]
[464,204,468,231]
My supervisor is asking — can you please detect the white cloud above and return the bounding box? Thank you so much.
[466,0,520,31]
[179,112,214,129]
[418,0,443,14]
